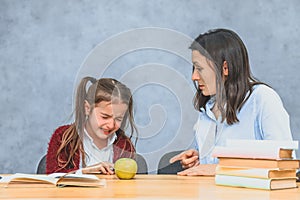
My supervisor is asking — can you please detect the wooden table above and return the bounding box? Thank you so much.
[0,175,299,199]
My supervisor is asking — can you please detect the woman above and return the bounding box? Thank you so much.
[46,77,137,174]
[170,28,294,175]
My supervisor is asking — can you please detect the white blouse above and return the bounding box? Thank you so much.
[194,84,293,164]
[80,129,117,167]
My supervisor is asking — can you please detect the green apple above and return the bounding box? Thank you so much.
[114,158,138,179]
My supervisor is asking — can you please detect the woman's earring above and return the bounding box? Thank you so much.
[85,115,89,121]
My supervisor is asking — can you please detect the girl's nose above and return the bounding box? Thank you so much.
[106,118,116,129]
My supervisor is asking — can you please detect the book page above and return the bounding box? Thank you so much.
[0,173,57,188]
[0,173,106,188]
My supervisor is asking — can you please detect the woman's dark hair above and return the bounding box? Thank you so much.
[190,28,265,125]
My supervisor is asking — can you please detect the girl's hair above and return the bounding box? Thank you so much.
[190,28,265,125]
[56,77,137,169]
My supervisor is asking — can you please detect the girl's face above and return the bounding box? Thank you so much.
[85,100,128,142]
[191,50,217,96]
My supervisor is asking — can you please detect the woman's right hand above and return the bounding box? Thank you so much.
[169,149,199,169]
[82,162,115,175]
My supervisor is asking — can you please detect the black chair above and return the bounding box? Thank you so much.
[36,154,148,174]
[157,150,184,174]
[135,153,148,174]
[36,155,47,174]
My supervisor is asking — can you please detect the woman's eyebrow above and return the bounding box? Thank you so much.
[193,61,202,66]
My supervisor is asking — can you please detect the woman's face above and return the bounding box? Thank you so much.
[85,100,128,141]
[192,50,217,96]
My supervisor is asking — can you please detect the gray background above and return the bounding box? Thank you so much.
[1,0,299,174]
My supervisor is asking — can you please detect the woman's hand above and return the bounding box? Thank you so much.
[169,149,199,169]
[82,162,114,175]
[177,164,217,176]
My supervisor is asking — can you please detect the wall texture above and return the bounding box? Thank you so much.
[0,0,299,173]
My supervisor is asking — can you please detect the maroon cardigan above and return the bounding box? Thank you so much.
[46,125,135,174]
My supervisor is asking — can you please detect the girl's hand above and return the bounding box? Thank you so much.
[82,162,114,175]
[169,149,199,169]
[177,164,217,176]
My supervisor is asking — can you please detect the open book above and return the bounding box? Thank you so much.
[0,173,106,188]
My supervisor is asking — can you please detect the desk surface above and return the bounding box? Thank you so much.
[1,175,299,199]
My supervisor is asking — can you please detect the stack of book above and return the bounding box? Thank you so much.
[212,139,300,190]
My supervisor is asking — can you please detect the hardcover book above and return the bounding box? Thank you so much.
[216,166,297,179]
[218,157,300,169]
[215,174,297,190]
[226,139,298,149]
[212,146,293,159]
[212,139,298,160]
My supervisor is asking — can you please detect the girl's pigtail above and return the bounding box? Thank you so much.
[75,77,97,136]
